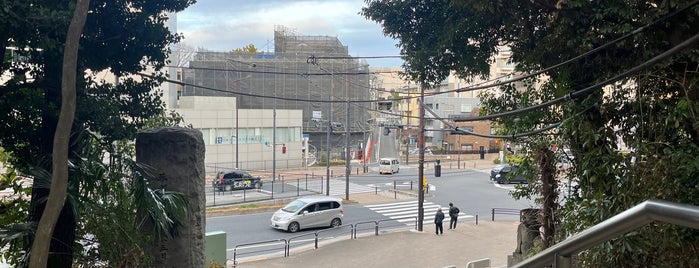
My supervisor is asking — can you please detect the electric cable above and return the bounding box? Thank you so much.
[452,32,699,122]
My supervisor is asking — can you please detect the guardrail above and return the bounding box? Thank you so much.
[352,216,418,238]
[232,238,287,267]
[231,216,423,266]
[491,208,521,221]
[512,200,699,268]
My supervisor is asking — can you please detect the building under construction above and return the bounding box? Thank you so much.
[182,26,372,158]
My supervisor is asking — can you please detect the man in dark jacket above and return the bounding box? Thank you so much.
[434,208,445,235]
[448,202,460,229]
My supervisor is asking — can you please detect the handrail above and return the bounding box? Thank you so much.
[232,238,287,266]
[285,232,318,257]
[512,199,699,268]
[314,225,353,248]
[491,208,521,221]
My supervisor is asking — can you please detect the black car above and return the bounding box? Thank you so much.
[494,165,528,184]
[490,164,510,181]
[213,170,263,191]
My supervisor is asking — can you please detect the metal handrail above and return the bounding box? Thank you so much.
[512,199,699,268]
[232,238,287,266]
[285,232,318,257]
[491,208,521,221]
[314,225,353,248]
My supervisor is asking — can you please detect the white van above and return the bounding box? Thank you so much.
[379,158,400,174]
[270,196,344,233]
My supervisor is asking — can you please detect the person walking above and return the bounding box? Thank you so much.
[448,202,460,230]
[434,208,445,235]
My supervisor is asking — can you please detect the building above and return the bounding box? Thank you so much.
[180,26,371,161]
[174,96,302,172]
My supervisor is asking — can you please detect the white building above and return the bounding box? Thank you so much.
[175,96,303,173]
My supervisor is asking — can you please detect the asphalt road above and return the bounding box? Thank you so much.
[206,164,534,261]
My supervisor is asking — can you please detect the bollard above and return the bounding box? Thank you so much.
[297,179,300,196]
[305,174,308,190]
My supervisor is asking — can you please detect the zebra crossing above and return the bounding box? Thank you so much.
[364,200,473,225]
[296,178,378,196]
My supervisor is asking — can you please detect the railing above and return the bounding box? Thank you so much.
[491,208,522,221]
[512,200,699,268]
[231,216,420,266]
[232,239,287,267]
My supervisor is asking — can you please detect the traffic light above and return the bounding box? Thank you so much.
[435,159,441,177]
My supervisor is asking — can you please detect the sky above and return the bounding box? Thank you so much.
[176,0,404,67]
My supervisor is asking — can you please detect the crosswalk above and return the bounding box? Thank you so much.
[294,178,378,196]
[364,200,473,225]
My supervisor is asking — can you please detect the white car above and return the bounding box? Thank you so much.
[270,196,344,233]
[409,148,433,155]
[379,158,400,174]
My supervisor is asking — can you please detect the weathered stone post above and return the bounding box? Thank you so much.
[136,127,205,267]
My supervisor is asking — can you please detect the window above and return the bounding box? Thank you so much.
[302,204,317,214]
[318,202,332,211]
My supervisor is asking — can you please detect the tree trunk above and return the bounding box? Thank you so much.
[29,0,90,267]
[537,146,557,249]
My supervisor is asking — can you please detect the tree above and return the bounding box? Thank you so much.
[363,0,699,266]
[0,0,195,266]
[30,0,90,266]
[231,43,259,53]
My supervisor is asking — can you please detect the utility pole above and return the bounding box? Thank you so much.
[326,94,331,196]
[417,86,425,232]
[345,101,350,201]
[272,89,276,182]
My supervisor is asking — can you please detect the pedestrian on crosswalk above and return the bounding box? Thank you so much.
[434,208,444,235]
[448,202,460,230]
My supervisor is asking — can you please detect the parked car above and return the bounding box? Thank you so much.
[490,164,510,181]
[213,170,263,191]
[494,165,528,184]
[409,148,433,155]
[270,196,344,233]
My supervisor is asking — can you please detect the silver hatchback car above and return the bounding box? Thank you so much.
[270,196,344,233]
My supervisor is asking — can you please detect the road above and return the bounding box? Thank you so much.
[206,164,534,261]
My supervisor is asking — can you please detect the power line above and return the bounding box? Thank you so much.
[453,32,699,122]
[434,0,699,95]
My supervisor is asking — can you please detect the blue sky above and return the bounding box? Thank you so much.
[176,0,403,67]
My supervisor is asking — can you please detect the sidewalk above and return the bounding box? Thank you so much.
[233,219,518,268]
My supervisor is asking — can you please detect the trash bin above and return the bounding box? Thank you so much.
[479,146,485,160]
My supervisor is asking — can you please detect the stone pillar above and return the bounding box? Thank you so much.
[136,127,205,267]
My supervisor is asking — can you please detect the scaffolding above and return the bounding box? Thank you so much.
[182,26,371,152]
